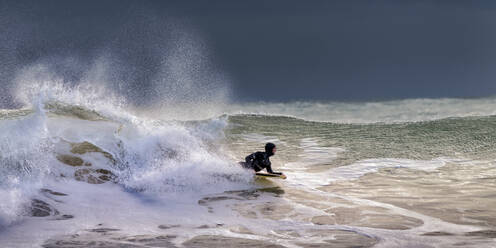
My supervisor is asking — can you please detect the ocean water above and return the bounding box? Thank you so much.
[0,82,495,247]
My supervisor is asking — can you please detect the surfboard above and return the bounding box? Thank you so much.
[255,172,287,179]
[239,161,286,179]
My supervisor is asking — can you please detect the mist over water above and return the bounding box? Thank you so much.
[1,1,231,114]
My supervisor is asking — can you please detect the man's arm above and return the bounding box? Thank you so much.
[245,153,255,164]
[265,163,282,175]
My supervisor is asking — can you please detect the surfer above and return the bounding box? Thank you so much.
[242,142,283,175]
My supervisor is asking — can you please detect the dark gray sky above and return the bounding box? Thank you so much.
[1,0,496,106]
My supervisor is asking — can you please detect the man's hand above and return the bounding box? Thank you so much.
[272,172,287,179]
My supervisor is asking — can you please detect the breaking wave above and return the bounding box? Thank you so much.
[0,79,249,228]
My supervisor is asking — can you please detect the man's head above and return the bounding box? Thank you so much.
[265,142,276,156]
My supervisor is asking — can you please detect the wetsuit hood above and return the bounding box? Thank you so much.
[265,142,276,156]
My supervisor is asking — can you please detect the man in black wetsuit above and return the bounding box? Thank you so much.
[242,142,283,175]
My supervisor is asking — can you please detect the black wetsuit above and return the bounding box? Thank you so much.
[243,151,281,175]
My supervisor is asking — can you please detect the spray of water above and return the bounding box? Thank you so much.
[0,15,243,229]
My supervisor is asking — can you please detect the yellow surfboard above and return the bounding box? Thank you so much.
[255,172,287,179]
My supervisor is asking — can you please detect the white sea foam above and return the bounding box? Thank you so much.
[287,157,450,188]
[240,133,282,144]
[278,139,493,248]
[0,95,56,225]
[223,98,496,123]
[283,138,453,188]
[283,138,344,170]
[326,158,446,182]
